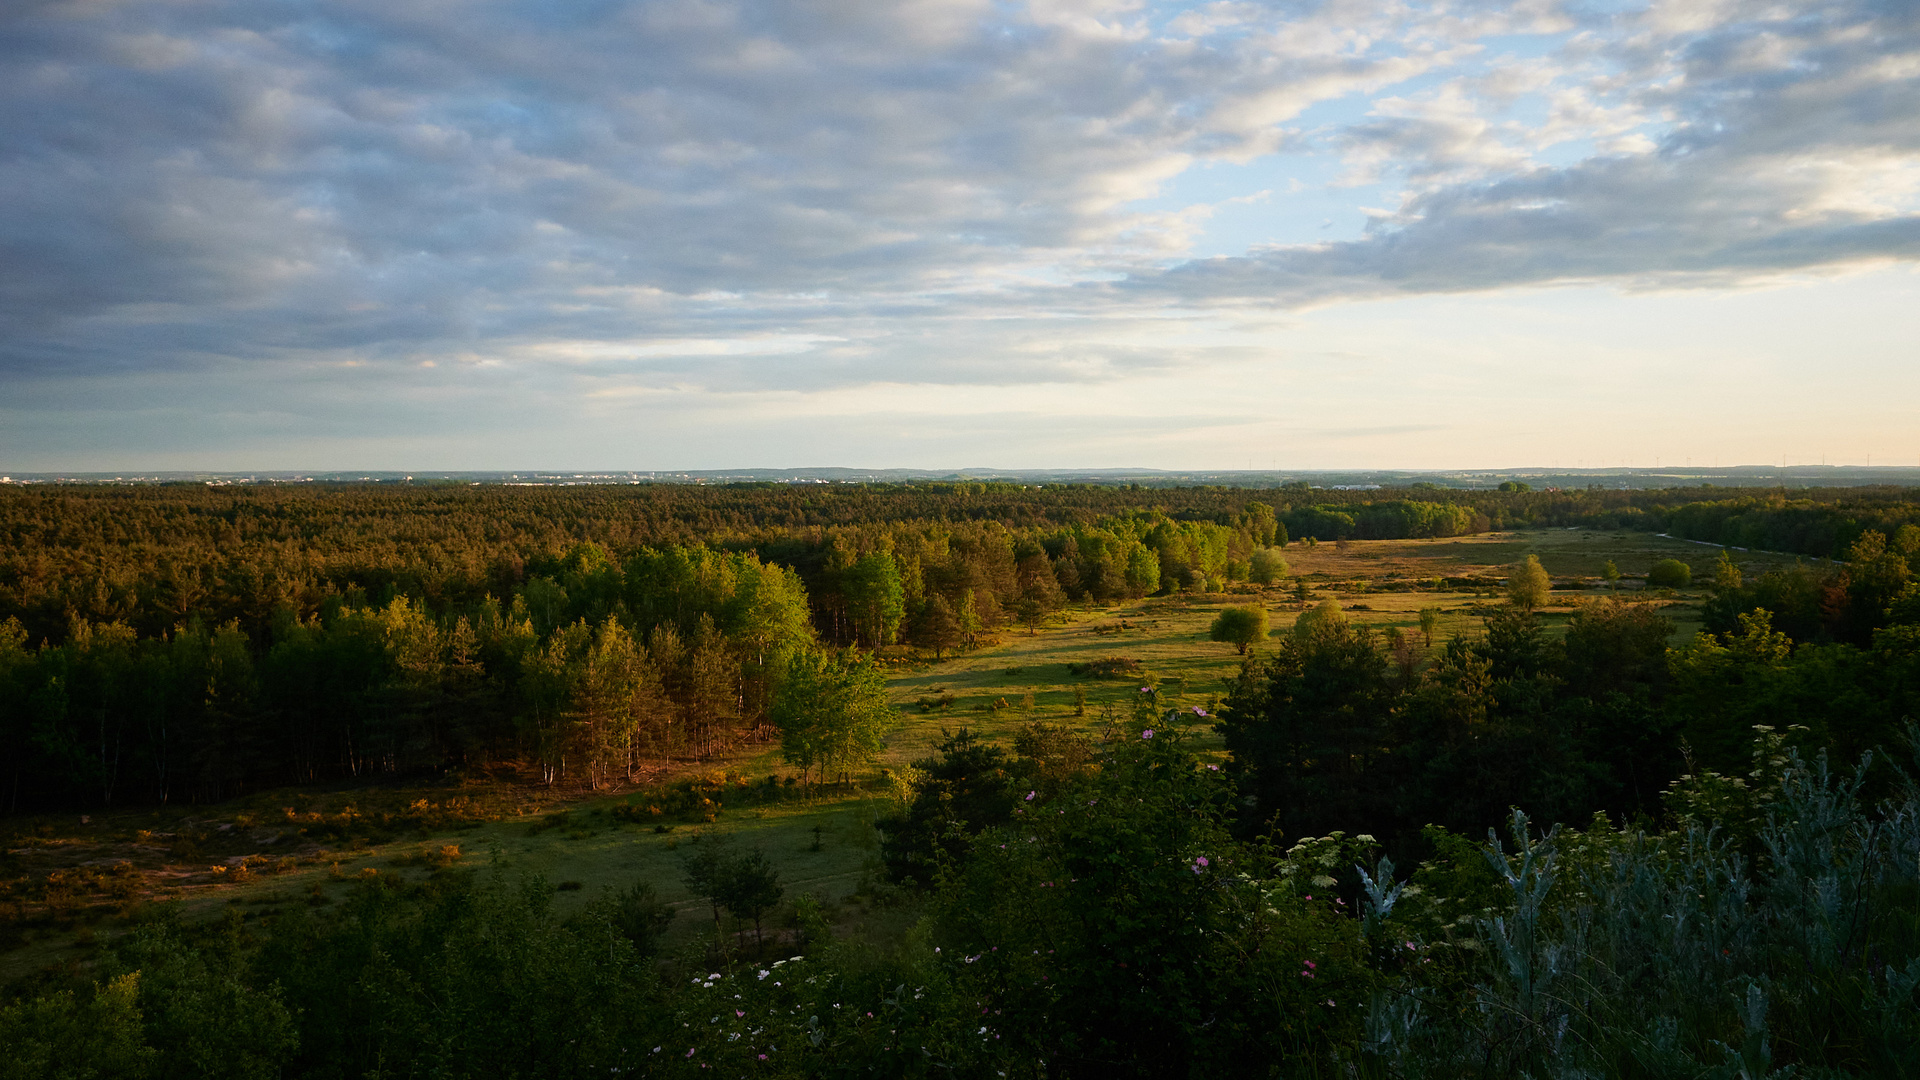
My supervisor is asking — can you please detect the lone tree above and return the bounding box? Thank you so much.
[1292,599,1347,641]
[1602,559,1622,592]
[1417,606,1441,648]
[717,848,784,956]
[1209,605,1270,654]
[606,880,676,957]
[1507,555,1551,612]
[681,839,784,956]
[1013,596,1044,635]
[680,834,734,939]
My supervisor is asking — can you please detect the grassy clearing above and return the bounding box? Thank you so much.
[2,527,1798,979]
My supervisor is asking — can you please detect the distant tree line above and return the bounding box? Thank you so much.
[7,482,1919,645]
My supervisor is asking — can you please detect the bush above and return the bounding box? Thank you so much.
[1065,656,1144,678]
[252,870,668,1077]
[0,973,154,1080]
[1249,547,1289,585]
[876,728,1017,884]
[933,718,1369,1075]
[64,728,1920,1080]
[1208,605,1270,654]
[117,914,299,1080]
[1647,558,1693,588]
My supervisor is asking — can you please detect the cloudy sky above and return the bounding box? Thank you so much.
[3,0,1918,471]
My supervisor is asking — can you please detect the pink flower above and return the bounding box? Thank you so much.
[1191,706,1207,716]
[1142,729,1154,739]
[1195,856,1210,867]
[1206,764,1220,771]
[1304,960,1316,969]
[1025,791,1035,801]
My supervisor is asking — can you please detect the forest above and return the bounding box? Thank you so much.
[3,480,1920,1078]
[6,480,1919,812]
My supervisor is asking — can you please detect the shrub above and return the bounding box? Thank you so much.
[1209,605,1270,654]
[0,973,154,1079]
[73,729,1920,1080]
[1250,547,1289,585]
[1065,656,1144,678]
[876,728,1017,884]
[253,870,670,1077]
[1648,558,1693,588]
[595,881,675,958]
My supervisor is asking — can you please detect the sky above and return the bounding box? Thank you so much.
[3,0,1918,472]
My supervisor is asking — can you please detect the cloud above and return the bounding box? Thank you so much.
[1129,0,1920,305]
[1,0,1917,462]
[0,2,1486,356]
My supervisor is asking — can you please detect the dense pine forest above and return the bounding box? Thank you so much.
[5,481,1920,1078]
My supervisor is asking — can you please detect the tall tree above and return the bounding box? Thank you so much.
[685,615,742,759]
[916,594,960,659]
[717,848,784,956]
[957,590,984,651]
[1124,544,1161,597]
[842,553,905,648]
[772,649,892,786]
[1217,611,1394,839]
[571,616,641,790]
[1417,606,1441,648]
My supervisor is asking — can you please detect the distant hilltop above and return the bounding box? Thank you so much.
[4,465,1920,490]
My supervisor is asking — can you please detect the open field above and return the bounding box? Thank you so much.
[1278,526,1816,586]
[0,527,1809,978]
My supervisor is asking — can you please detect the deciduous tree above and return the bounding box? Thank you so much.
[772,649,891,786]
[1507,555,1551,612]
[1208,605,1269,654]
